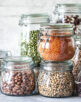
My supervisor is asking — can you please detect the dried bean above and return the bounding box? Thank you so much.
[38,71,74,97]
[1,69,35,96]
[57,15,81,34]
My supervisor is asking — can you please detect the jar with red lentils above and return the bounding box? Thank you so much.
[38,23,75,62]
[1,56,35,96]
[52,4,81,35]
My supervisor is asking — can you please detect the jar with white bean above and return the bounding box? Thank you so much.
[38,61,74,97]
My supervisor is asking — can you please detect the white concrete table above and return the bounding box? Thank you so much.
[0,92,81,102]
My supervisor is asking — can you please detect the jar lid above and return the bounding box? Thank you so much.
[41,23,73,29]
[40,60,73,71]
[40,23,73,36]
[3,56,32,63]
[54,3,81,14]
[57,4,81,7]
[2,56,33,70]
[19,13,50,26]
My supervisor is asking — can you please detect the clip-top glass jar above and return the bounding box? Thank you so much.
[38,61,74,97]
[38,23,75,62]
[1,56,35,96]
[53,4,81,34]
[19,14,50,66]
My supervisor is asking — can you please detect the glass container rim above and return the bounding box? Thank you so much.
[57,3,81,7]
[41,23,73,29]
[3,56,32,63]
[40,60,73,71]
[53,3,81,15]
[19,13,50,25]
[40,23,74,37]
[54,3,81,14]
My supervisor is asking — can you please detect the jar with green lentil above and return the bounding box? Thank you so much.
[38,61,74,97]
[19,14,50,66]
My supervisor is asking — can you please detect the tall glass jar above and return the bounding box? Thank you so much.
[1,56,35,96]
[32,65,40,94]
[19,14,50,66]
[38,23,75,62]
[75,67,81,97]
[52,4,81,35]
[38,61,74,97]
[72,40,81,79]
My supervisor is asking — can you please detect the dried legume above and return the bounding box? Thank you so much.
[21,30,41,65]
[38,70,74,97]
[38,33,75,61]
[1,69,35,96]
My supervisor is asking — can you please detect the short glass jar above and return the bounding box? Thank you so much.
[38,24,75,62]
[19,14,50,66]
[1,56,35,96]
[53,4,81,34]
[0,50,11,76]
[38,61,74,97]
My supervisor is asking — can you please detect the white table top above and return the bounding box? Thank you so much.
[0,92,81,102]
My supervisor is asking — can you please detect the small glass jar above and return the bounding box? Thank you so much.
[1,56,35,96]
[52,4,81,34]
[19,14,50,66]
[0,50,11,76]
[38,24,75,62]
[38,61,74,97]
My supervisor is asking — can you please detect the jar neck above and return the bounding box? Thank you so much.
[3,62,32,70]
[40,61,73,72]
[2,56,33,70]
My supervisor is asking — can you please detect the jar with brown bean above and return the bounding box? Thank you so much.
[38,61,74,97]
[1,56,35,96]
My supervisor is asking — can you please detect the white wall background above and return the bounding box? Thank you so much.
[0,0,81,56]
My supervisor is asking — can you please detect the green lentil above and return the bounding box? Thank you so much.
[20,30,41,65]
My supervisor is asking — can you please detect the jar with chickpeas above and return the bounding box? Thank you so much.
[38,61,74,97]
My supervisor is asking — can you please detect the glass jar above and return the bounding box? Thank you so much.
[32,65,40,94]
[0,50,11,76]
[75,67,81,97]
[53,4,81,34]
[72,44,81,79]
[19,14,50,66]
[1,56,35,96]
[38,24,75,62]
[38,61,74,97]
[72,26,81,79]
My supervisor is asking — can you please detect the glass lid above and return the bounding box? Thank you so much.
[3,56,32,63]
[19,13,50,25]
[54,3,81,14]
